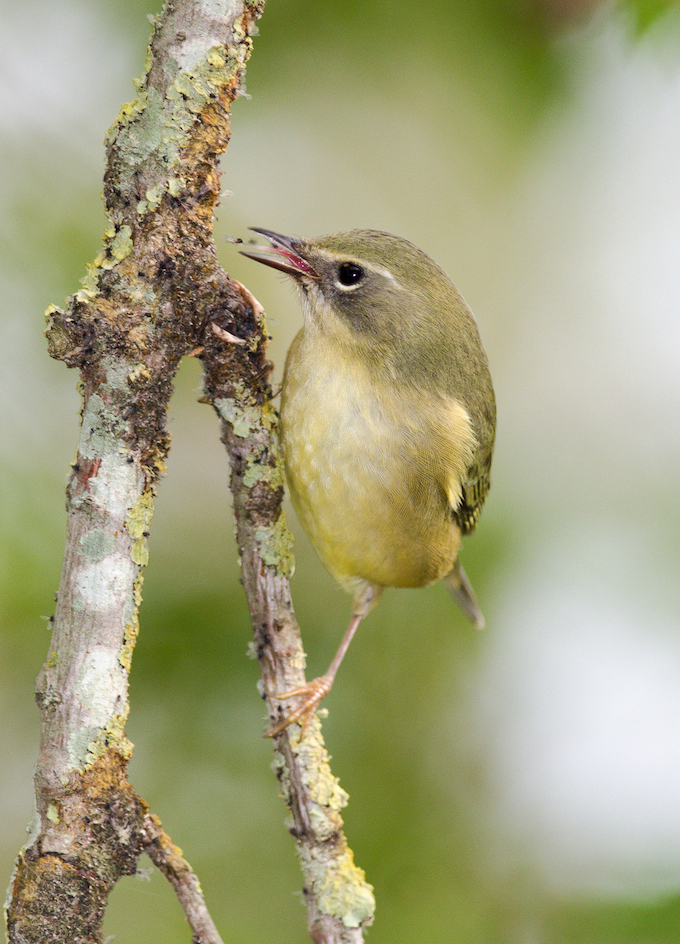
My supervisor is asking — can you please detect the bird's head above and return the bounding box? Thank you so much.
[240,228,485,386]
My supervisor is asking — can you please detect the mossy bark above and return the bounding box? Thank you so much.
[6,2,261,942]
[5,1,374,941]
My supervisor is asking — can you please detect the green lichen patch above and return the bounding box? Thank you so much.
[216,397,262,439]
[78,529,115,564]
[109,225,134,264]
[68,725,102,769]
[120,85,166,176]
[254,511,295,577]
[80,392,128,460]
[166,44,238,123]
[243,448,284,490]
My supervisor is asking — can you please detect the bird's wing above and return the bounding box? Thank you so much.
[403,395,482,532]
[429,396,491,536]
[451,466,491,534]
[384,391,491,541]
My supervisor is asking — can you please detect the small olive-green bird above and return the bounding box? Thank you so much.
[241,229,495,735]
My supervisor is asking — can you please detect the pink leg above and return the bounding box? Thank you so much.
[266,584,381,738]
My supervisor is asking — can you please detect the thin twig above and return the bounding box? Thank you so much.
[142,814,226,944]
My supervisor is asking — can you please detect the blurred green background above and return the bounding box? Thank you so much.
[2,0,680,941]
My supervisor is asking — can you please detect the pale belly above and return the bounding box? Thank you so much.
[280,351,461,592]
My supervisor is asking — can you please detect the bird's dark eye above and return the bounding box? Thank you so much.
[338,262,364,286]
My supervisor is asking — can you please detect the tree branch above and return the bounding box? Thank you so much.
[5,2,261,941]
[4,1,374,941]
[201,282,375,942]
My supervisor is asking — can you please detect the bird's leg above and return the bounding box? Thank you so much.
[265,613,363,738]
[265,584,381,738]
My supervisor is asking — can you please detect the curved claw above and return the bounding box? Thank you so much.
[265,675,333,738]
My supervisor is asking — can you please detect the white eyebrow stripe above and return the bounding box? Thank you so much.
[364,261,403,288]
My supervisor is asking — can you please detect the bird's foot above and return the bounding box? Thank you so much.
[265,674,333,738]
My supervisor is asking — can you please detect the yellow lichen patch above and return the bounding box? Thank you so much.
[125,492,154,567]
[290,722,348,839]
[105,40,153,143]
[120,610,139,674]
[77,262,101,302]
[121,547,145,672]
[96,224,134,271]
[45,803,61,826]
[206,48,226,69]
[107,87,149,144]
[127,363,151,384]
[130,540,148,567]
[133,572,144,608]
[316,849,375,929]
[74,224,135,301]
[144,185,165,211]
[105,711,134,761]
[85,709,133,767]
[167,175,187,198]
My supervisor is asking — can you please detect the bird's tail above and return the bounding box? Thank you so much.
[444,560,485,629]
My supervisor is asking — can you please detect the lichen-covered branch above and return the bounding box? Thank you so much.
[5,0,374,941]
[5,1,261,941]
[201,285,375,942]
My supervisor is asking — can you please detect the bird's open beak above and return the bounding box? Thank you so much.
[239,228,320,279]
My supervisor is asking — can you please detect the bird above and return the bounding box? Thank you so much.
[240,228,496,736]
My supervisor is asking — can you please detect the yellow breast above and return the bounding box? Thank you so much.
[280,330,476,593]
